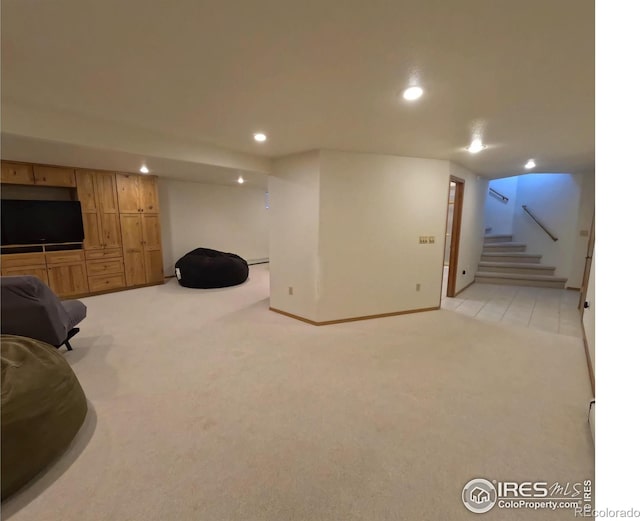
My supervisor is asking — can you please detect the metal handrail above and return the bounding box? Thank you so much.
[489,188,509,202]
[522,205,558,241]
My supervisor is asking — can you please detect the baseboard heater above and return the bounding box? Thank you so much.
[248,258,269,265]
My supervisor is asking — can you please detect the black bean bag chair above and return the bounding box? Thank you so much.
[1,335,88,499]
[175,248,249,289]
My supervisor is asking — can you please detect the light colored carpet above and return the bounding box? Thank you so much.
[3,265,594,520]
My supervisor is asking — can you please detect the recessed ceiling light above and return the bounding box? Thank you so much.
[466,138,486,154]
[140,165,149,174]
[237,176,245,184]
[525,159,536,169]
[253,133,267,142]
[402,86,424,101]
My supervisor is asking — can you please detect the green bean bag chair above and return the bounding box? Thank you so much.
[1,335,87,499]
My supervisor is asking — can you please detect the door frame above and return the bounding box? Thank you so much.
[445,176,465,298]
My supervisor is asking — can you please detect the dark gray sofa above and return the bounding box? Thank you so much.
[0,275,87,350]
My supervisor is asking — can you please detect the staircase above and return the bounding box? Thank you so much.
[476,235,567,288]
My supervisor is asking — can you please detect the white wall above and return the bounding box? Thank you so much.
[484,176,518,235]
[158,178,268,276]
[269,151,321,320]
[450,163,489,293]
[512,173,583,281]
[268,150,488,323]
[316,150,451,322]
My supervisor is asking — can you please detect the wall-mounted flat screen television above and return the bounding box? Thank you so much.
[1,200,84,245]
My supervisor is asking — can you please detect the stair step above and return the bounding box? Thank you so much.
[481,252,543,264]
[475,272,567,289]
[478,262,556,276]
[483,234,513,244]
[482,242,526,252]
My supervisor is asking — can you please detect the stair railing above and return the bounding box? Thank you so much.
[489,187,509,202]
[522,205,558,242]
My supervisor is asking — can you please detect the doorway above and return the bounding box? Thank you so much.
[443,177,465,298]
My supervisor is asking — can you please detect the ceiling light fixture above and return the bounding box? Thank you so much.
[525,159,536,169]
[237,176,245,184]
[402,86,424,101]
[139,165,149,174]
[253,133,267,142]
[466,138,486,154]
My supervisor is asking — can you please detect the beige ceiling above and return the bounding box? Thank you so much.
[1,0,594,179]
[0,134,269,188]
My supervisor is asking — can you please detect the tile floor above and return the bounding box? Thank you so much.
[441,266,583,338]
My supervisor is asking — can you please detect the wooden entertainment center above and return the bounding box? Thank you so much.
[1,161,165,298]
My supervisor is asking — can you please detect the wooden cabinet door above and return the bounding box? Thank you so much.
[116,173,141,214]
[76,170,102,250]
[82,211,103,250]
[1,266,49,286]
[96,172,119,213]
[33,166,76,187]
[144,250,165,284]
[75,170,98,211]
[120,214,146,286]
[100,213,122,249]
[47,262,88,297]
[141,214,164,284]
[141,214,162,251]
[139,176,159,214]
[96,173,121,248]
[1,162,34,185]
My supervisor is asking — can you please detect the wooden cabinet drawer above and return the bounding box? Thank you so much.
[45,250,85,265]
[85,248,123,260]
[33,166,76,187]
[86,258,124,276]
[1,162,34,185]
[1,252,46,269]
[88,273,126,293]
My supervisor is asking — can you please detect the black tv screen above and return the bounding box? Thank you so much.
[1,200,84,245]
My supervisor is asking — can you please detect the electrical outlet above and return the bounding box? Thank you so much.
[419,236,429,244]
[288,287,293,295]
[416,283,421,292]
[428,236,435,244]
